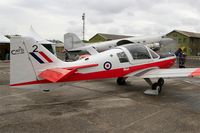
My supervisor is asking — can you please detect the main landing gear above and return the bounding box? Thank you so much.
[117,77,127,85]
[43,89,50,92]
[144,78,164,96]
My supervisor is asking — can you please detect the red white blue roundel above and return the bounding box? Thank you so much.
[104,61,112,70]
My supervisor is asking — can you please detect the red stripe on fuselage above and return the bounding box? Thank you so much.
[10,58,176,86]
[39,51,53,63]
[62,58,176,81]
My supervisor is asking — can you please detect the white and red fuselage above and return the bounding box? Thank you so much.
[10,44,176,87]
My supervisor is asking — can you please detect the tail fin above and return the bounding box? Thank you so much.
[64,33,85,50]
[10,36,64,89]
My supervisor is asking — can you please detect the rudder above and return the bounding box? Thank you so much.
[10,36,38,87]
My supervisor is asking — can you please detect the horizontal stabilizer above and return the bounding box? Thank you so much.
[39,68,76,82]
[39,64,98,82]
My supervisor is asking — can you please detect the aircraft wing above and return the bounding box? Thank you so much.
[134,68,200,78]
[39,64,98,82]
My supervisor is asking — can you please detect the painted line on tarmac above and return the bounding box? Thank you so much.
[183,80,193,84]
[182,79,200,87]
[120,109,164,130]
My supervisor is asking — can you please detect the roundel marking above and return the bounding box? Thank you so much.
[103,61,112,70]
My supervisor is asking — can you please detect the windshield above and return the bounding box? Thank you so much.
[124,44,151,59]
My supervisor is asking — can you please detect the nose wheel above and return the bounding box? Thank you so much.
[144,78,164,95]
[152,82,162,94]
[158,78,164,86]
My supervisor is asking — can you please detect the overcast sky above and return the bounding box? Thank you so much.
[0,0,200,41]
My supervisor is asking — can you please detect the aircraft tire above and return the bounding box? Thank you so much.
[43,89,50,92]
[152,83,162,94]
[117,77,126,85]
[158,78,164,86]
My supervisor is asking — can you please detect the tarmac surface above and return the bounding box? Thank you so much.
[1,62,200,133]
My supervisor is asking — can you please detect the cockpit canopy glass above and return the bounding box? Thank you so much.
[149,49,159,59]
[124,44,151,59]
[117,52,129,63]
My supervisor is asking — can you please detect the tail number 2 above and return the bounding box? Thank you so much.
[32,45,38,52]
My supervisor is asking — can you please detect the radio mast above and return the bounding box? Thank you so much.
[82,13,85,41]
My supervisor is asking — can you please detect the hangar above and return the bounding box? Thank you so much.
[0,35,10,60]
[166,30,200,56]
[89,33,132,43]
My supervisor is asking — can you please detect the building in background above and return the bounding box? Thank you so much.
[2,29,200,60]
[166,30,200,56]
[0,35,10,60]
[89,33,132,43]
[89,31,200,56]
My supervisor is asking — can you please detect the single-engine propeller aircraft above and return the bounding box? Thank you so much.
[10,36,200,95]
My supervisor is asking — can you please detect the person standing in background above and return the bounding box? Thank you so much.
[175,48,186,68]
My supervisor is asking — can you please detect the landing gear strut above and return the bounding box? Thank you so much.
[144,78,164,95]
[117,77,127,85]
